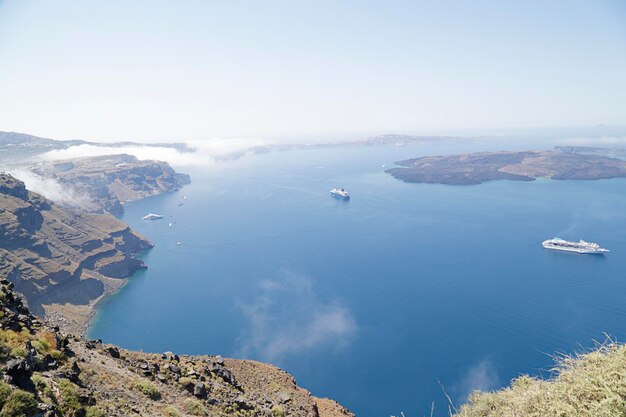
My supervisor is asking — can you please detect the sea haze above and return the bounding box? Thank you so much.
[89,141,626,416]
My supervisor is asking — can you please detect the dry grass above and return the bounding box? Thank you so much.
[456,341,626,417]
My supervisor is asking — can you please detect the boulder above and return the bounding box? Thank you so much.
[277,391,291,404]
[5,357,35,391]
[106,346,120,359]
[193,382,207,399]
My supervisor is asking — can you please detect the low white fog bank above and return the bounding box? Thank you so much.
[7,169,97,210]
[38,138,271,168]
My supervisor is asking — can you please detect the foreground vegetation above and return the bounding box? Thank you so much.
[0,278,352,417]
[457,340,626,417]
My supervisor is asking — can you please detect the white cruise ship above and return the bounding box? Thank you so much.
[542,238,609,255]
[141,213,164,220]
[330,188,350,200]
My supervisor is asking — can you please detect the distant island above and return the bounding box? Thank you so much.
[386,149,626,185]
[0,130,195,161]
[274,133,473,150]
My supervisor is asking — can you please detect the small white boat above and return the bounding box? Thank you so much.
[141,213,163,220]
[168,222,173,227]
[330,188,350,200]
[176,241,182,246]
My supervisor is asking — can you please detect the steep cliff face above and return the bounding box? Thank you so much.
[0,279,353,417]
[0,174,152,332]
[31,154,191,215]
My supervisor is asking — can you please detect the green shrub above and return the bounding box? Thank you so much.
[85,406,107,417]
[32,339,50,353]
[178,377,194,391]
[0,389,38,417]
[31,373,51,398]
[135,380,161,400]
[182,398,206,416]
[271,406,285,417]
[58,379,83,416]
[49,349,65,362]
[0,329,30,350]
[10,347,27,358]
[164,406,182,417]
[0,382,12,409]
[0,343,11,361]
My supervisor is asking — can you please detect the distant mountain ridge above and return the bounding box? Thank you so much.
[0,130,195,152]
[0,131,82,146]
[0,131,195,167]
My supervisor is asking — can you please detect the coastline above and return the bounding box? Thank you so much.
[42,274,129,337]
[40,194,176,337]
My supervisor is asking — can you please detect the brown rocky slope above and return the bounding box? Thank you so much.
[0,278,353,417]
[30,154,191,216]
[0,173,152,334]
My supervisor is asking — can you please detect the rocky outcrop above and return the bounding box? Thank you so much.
[0,173,152,333]
[386,149,626,185]
[31,154,191,216]
[0,278,353,417]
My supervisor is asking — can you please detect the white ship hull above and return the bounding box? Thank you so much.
[542,240,609,255]
[330,188,350,200]
[141,213,163,220]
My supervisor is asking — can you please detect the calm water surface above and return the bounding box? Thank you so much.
[90,143,626,416]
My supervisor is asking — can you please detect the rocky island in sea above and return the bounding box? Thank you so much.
[386,148,626,185]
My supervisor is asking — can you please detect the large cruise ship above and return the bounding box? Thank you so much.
[542,238,609,255]
[330,188,350,200]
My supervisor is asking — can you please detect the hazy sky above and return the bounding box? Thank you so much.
[0,0,625,142]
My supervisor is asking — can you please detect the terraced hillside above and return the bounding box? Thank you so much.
[0,173,152,333]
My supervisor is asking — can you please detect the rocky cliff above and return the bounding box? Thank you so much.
[30,154,191,215]
[0,278,353,417]
[0,173,153,334]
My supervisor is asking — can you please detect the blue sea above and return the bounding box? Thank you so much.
[89,141,626,416]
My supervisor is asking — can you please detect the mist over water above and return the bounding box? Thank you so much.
[89,140,626,416]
